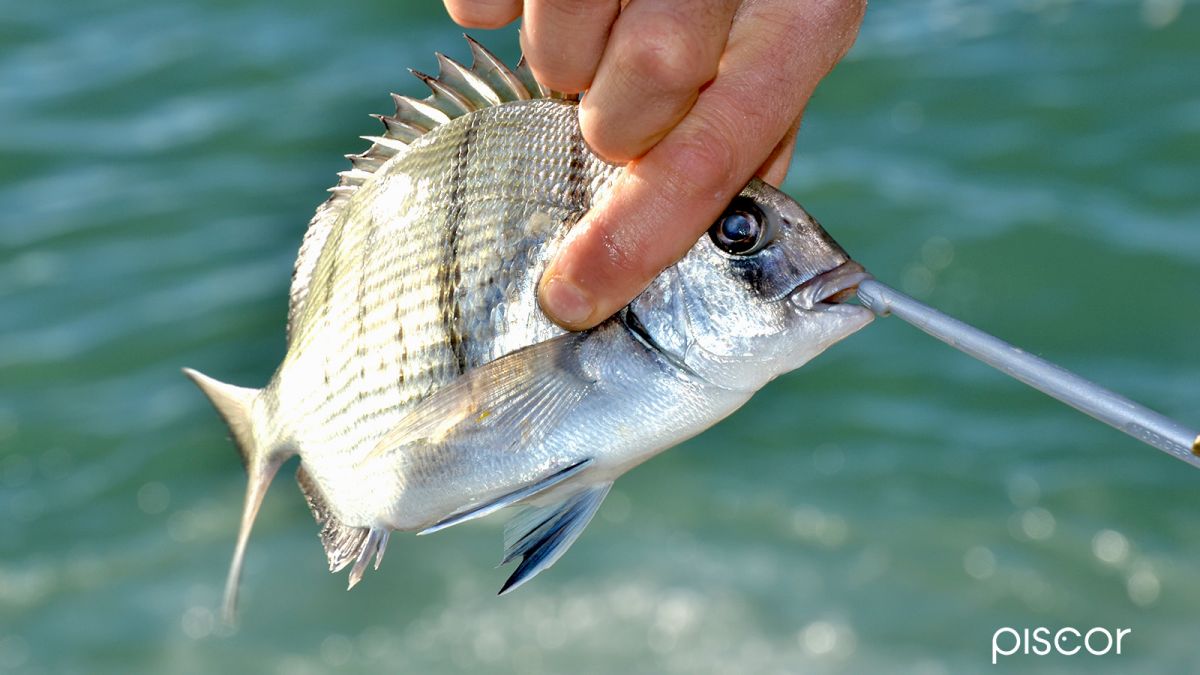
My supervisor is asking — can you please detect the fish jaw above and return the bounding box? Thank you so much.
[741,261,876,385]
[783,301,875,369]
[763,261,877,378]
[787,261,872,311]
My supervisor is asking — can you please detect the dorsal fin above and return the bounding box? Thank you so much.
[286,36,551,342]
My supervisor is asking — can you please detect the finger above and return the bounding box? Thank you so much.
[579,0,739,163]
[521,0,622,93]
[756,114,803,187]
[443,0,522,29]
[539,0,867,330]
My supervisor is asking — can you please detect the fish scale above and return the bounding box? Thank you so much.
[185,37,872,620]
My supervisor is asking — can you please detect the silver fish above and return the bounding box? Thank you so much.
[185,37,874,619]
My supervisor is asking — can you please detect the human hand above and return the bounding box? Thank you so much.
[444,0,867,329]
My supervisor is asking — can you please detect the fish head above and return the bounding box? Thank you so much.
[629,179,874,391]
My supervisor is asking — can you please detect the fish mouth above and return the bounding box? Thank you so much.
[788,261,872,310]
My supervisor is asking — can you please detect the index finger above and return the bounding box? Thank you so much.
[521,0,621,93]
[442,0,521,28]
[538,0,866,330]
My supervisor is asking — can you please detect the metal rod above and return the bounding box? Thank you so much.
[856,278,1200,468]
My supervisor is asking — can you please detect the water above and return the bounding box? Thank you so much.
[2,0,1197,672]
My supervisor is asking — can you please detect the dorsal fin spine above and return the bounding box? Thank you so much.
[389,94,449,128]
[435,52,502,107]
[337,169,374,185]
[347,153,383,173]
[286,36,556,345]
[515,56,548,99]
[465,35,530,102]
[361,135,409,153]
[373,113,426,143]
[410,69,476,117]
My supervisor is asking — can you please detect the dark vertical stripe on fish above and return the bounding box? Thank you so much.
[441,114,477,375]
[566,122,589,213]
[319,222,343,396]
[322,224,340,309]
[393,300,405,385]
[355,226,375,387]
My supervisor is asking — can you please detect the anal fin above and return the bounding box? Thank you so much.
[296,465,382,582]
[498,483,612,595]
[347,527,389,590]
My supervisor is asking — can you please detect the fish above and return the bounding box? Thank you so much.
[184,36,875,619]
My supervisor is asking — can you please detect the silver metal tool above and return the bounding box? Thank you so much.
[856,278,1200,468]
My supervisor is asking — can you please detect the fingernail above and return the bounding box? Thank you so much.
[542,275,594,327]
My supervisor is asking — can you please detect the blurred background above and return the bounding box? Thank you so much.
[1,0,1197,672]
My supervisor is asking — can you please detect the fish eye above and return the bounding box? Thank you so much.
[709,199,768,255]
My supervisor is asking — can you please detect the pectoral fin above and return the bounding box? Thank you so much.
[358,332,613,594]
[498,483,612,595]
[363,332,596,463]
[419,458,593,535]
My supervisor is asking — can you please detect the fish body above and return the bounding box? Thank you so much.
[186,38,873,617]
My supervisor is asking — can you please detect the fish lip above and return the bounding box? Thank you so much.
[787,261,872,310]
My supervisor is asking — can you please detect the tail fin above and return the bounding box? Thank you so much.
[183,368,284,624]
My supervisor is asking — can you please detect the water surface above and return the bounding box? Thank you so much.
[1,1,1198,673]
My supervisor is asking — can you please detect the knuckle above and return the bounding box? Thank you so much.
[755,0,865,62]
[616,22,717,93]
[579,124,626,164]
[579,104,660,164]
[779,0,866,31]
[662,130,737,203]
[812,0,868,57]
[832,0,870,23]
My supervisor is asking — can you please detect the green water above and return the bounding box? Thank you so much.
[2,0,1197,673]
